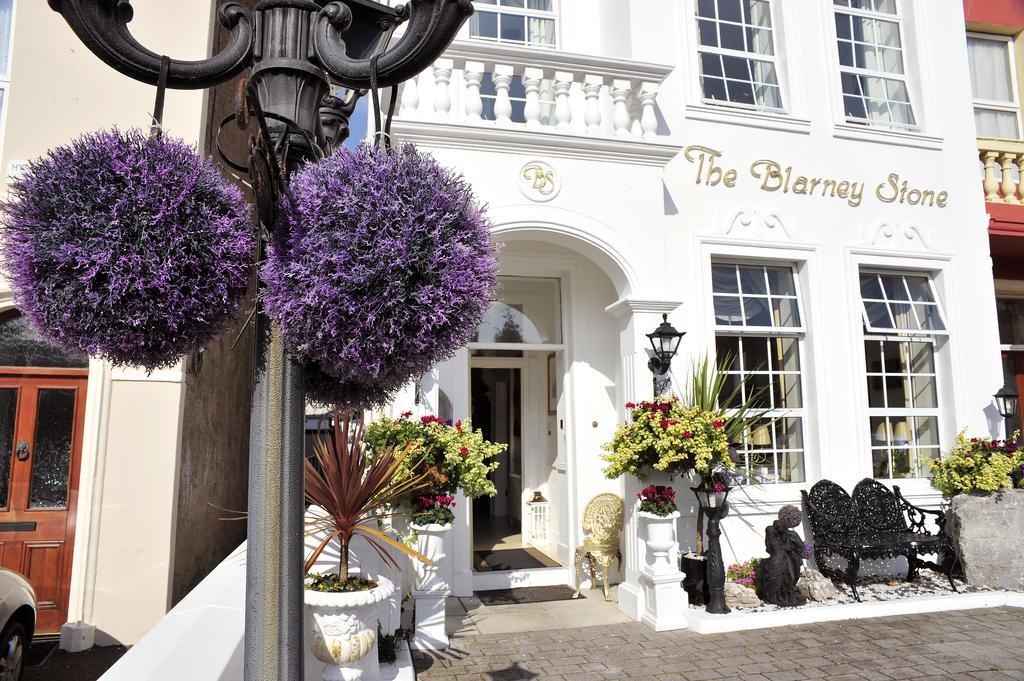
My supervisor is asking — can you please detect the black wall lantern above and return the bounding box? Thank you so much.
[995,384,1020,420]
[646,313,683,396]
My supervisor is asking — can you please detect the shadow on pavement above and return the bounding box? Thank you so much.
[24,643,128,681]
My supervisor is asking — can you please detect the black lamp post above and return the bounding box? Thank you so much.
[47,2,471,680]
[692,480,731,615]
[646,313,683,397]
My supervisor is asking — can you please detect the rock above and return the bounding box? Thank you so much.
[796,568,838,601]
[950,489,1024,590]
[724,582,761,608]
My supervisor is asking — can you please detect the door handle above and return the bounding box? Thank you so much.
[15,440,29,462]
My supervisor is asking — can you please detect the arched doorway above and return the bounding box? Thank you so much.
[0,311,88,634]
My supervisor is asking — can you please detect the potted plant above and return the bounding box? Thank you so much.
[931,430,1024,589]
[636,485,679,574]
[304,410,430,681]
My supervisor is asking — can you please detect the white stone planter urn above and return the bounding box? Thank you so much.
[305,576,395,681]
[638,510,680,574]
[411,523,452,651]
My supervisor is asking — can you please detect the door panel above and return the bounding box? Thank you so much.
[0,373,86,634]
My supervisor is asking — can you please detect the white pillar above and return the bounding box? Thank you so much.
[553,71,573,132]
[639,82,659,138]
[464,60,484,121]
[583,74,604,134]
[433,58,453,119]
[611,78,632,138]
[492,64,514,126]
[523,66,544,129]
[400,73,421,117]
[412,524,452,651]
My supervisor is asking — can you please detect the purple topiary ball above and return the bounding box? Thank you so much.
[1,129,253,370]
[262,143,498,408]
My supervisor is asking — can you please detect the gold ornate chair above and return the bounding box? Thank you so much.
[572,493,623,602]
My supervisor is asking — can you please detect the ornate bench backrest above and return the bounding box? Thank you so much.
[581,492,623,548]
[852,478,909,534]
[802,480,857,542]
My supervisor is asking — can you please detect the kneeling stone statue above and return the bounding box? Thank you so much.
[756,505,808,608]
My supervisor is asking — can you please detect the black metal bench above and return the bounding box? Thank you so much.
[801,478,958,602]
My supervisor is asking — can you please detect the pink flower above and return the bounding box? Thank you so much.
[713,420,724,430]
[625,402,636,409]
[459,447,469,457]
[713,483,726,493]
[456,420,463,432]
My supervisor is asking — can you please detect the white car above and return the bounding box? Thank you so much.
[0,570,35,681]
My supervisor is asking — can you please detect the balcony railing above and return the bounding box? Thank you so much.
[980,137,1024,204]
[393,40,676,156]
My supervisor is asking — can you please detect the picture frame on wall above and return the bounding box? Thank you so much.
[547,352,557,414]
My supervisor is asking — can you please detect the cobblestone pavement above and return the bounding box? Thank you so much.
[412,607,1024,681]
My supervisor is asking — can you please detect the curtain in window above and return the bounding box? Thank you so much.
[528,17,555,46]
[968,37,1019,138]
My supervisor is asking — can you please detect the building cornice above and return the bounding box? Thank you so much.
[391,120,682,168]
[605,298,683,319]
[442,40,676,84]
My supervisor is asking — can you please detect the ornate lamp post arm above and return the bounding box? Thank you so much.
[313,0,473,87]
[47,0,254,88]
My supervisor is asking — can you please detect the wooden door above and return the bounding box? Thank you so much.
[0,371,87,634]
[1002,353,1024,435]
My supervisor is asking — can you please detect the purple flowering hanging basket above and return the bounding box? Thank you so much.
[1,129,253,370]
[262,143,498,408]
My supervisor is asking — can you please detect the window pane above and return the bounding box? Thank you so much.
[743,296,772,326]
[742,337,770,372]
[968,37,1015,103]
[863,301,891,328]
[0,388,15,508]
[526,0,553,9]
[766,267,796,296]
[771,298,800,327]
[474,276,561,344]
[871,416,890,446]
[909,341,934,374]
[716,335,741,365]
[867,376,885,407]
[774,337,800,372]
[528,18,556,46]
[738,267,767,294]
[29,389,77,509]
[470,10,499,39]
[712,264,739,293]
[872,449,890,478]
[0,313,89,368]
[975,109,1020,138]
[890,448,912,478]
[0,0,11,78]
[911,375,936,408]
[718,0,743,23]
[774,372,802,408]
[714,296,744,325]
[914,416,939,447]
[997,298,1024,345]
[500,14,526,42]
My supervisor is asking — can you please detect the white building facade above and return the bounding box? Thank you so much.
[384,0,1005,620]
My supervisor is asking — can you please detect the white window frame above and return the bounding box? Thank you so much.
[0,0,15,164]
[712,260,807,485]
[693,0,785,113]
[859,270,949,335]
[469,0,559,50]
[967,32,1022,139]
[832,0,918,130]
[858,267,946,481]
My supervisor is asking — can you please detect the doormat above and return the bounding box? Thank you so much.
[474,547,561,571]
[26,640,57,667]
[475,585,582,606]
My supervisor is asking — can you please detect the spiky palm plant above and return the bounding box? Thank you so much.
[304,410,430,580]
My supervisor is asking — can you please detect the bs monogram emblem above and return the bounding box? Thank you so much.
[517,160,561,202]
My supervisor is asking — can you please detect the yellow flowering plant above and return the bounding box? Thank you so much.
[930,430,1024,496]
[602,397,733,479]
[364,413,504,504]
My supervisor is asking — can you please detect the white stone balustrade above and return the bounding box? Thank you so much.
[396,41,671,140]
[979,137,1024,205]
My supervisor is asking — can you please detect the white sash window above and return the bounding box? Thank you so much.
[470,0,557,49]
[713,263,806,484]
[968,33,1021,139]
[695,0,783,111]
[834,0,916,128]
[860,271,947,479]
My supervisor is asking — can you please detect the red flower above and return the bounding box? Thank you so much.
[660,419,670,429]
[400,411,413,418]
[713,483,725,493]
[456,420,463,432]
[683,430,693,438]
[459,447,469,457]
[713,420,724,430]
[625,402,636,409]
